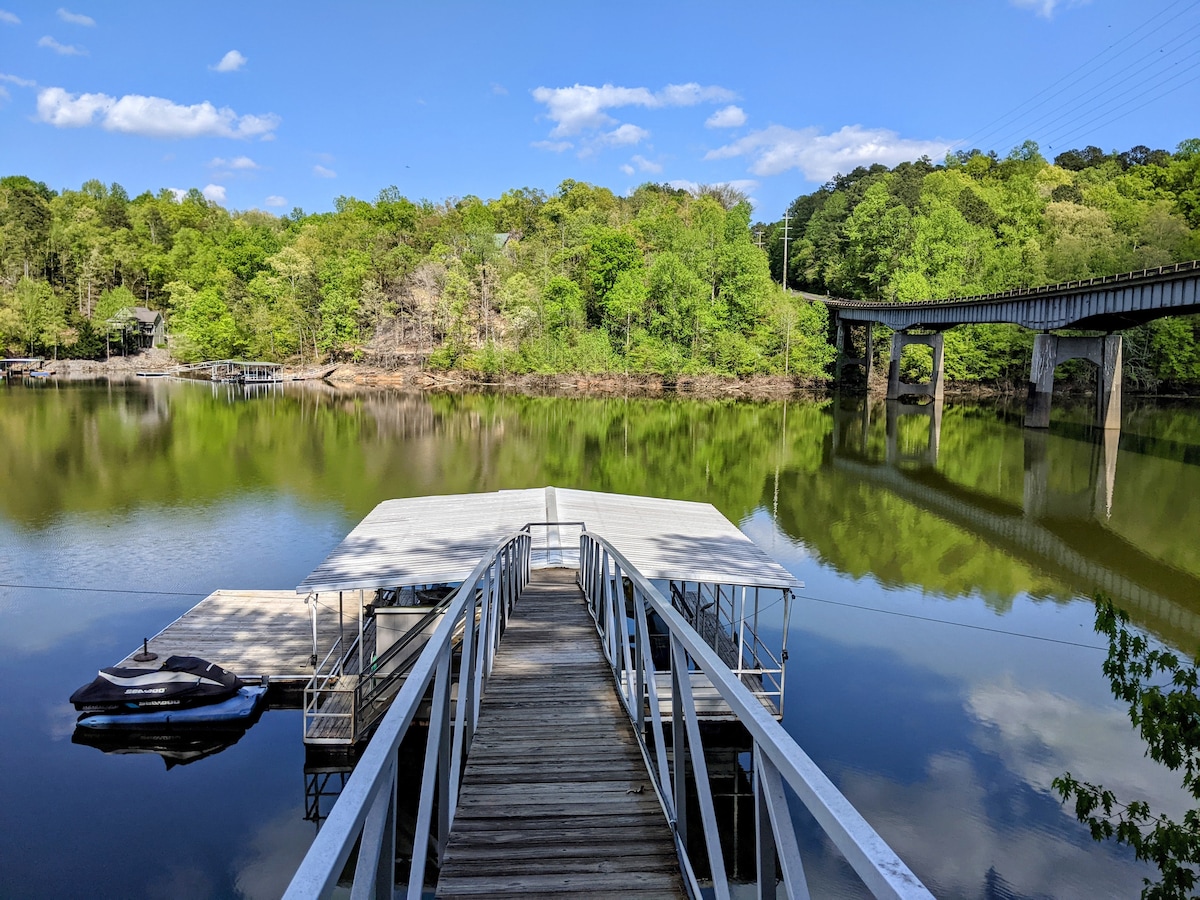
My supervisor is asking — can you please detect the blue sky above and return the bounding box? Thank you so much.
[2,1,1198,220]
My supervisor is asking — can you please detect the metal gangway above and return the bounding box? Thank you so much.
[284,529,933,899]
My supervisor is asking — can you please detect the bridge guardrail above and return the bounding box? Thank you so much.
[821,258,1200,309]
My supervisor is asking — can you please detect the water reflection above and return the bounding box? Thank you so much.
[4,381,1200,897]
[71,723,256,769]
[823,395,1200,650]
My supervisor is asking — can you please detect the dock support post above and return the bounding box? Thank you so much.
[886,332,945,401]
[1024,334,1122,430]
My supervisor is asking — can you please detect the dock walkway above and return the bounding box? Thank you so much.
[116,590,340,682]
[436,568,685,899]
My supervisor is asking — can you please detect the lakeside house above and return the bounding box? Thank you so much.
[105,307,166,352]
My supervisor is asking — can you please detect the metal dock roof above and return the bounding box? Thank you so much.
[297,487,799,594]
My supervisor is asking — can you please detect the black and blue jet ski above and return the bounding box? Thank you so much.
[69,655,242,714]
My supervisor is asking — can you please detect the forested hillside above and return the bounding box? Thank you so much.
[762,140,1200,388]
[0,178,831,378]
[1,138,1198,386]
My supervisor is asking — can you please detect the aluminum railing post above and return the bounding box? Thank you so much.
[754,743,778,900]
[407,650,451,899]
[449,604,475,823]
[756,744,810,899]
[633,591,673,819]
[633,586,645,732]
[671,638,687,850]
[672,636,731,900]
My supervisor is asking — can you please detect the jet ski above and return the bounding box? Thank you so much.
[75,685,266,730]
[70,655,242,714]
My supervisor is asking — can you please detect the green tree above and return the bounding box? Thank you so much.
[1054,597,1200,900]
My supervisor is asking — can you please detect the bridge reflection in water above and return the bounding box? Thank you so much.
[828,397,1200,649]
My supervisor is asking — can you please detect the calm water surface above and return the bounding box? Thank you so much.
[2,378,1198,899]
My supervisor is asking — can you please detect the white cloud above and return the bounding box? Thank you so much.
[627,154,662,174]
[57,8,95,26]
[0,9,20,25]
[531,82,736,137]
[264,195,287,208]
[603,123,649,146]
[38,35,85,55]
[532,139,572,153]
[202,184,226,203]
[0,73,36,87]
[312,164,336,178]
[967,678,1190,821]
[706,124,951,181]
[36,87,281,139]
[212,50,247,73]
[167,187,187,202]
[0,86,8,104]
[706,104,746,129]
[490,82,508,96]
[209,155,260,170]
[620,163,634,176]
[1010,0,1090,17]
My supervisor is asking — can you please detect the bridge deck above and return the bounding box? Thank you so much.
[436,568,684,899]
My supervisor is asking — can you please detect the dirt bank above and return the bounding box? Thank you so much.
[25,354,1163,402]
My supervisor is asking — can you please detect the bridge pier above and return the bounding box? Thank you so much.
[1025,334,1122,430]
[834,320,873,387]
[886,332,945,401]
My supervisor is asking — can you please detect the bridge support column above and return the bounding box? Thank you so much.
[886,332,945,401]
[834,319,873,389]
[1025,334,1122,430]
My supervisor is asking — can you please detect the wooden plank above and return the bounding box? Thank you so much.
[436,569,684,899]
[111,589,348,682]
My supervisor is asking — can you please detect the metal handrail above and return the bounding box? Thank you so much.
[284,529,532,899]
[352,597,459,737]
[669,581,788,710]
[579,531,933,900]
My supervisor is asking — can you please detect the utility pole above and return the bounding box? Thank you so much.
[781,213,791,292]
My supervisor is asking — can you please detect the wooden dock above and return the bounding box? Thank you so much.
[116,590,342,682]
[436,569,685,899]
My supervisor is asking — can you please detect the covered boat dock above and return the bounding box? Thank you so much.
[296,487,800,745]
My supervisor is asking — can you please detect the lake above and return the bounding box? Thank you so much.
[1,377,1197,898]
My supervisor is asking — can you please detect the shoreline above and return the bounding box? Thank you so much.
[19,353,1198,403]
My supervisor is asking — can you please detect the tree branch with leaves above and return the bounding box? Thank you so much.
[1054,597,1200,899]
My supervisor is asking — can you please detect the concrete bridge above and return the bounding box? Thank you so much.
[814,260,1200,429]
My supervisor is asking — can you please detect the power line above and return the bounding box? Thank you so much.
[1046,63,1200,150]
[0,580,1109,650]
[950,0,1199,154]
[989,32,1200,153]
[0,581,209,597]
[794,592,1108,651]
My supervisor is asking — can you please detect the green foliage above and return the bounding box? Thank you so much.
[1054,597,1200,899]
[771,139,1200,387]
[3,145,1200,381]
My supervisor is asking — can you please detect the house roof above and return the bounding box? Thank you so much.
[108,306,163,325]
